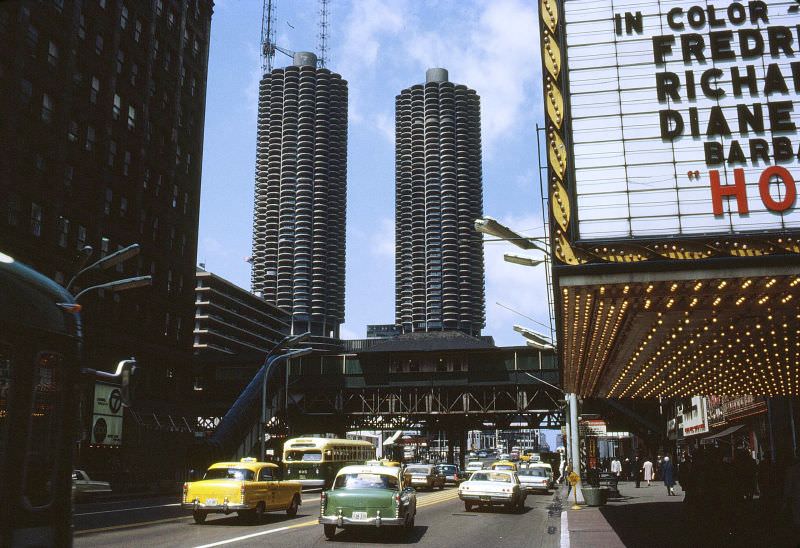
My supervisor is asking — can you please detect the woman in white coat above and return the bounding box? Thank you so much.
[642,459,654,487]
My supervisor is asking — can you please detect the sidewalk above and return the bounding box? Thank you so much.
[560,481,799,548]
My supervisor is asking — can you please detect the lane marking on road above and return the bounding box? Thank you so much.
[560,510,569,548]
[192,520,317,548]
[75,503,181,516]
[74,516,190,535]
[191,490,461,547]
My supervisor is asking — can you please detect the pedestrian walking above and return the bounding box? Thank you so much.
[662,456,676,495]
[642,458,654,487]
[635,455,643,488]
[611,457,622,477]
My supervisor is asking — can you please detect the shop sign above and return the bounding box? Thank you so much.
[562,0,800,240]
[681,395,709,436]
[92,382,123,446]
[579,419,607,436]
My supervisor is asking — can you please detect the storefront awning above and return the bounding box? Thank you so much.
[701,424,744,442]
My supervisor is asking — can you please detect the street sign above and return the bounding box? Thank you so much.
[92,382,123,446]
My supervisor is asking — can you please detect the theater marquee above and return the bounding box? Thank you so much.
[541,0,800,264]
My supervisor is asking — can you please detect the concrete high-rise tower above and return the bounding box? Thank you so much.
[251,52,348,338]
[395,68,485,335]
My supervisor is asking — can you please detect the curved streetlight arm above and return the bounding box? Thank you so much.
[67,243,141,291]
[72,275,152,301]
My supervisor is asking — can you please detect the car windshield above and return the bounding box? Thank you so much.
[203,468,255,481]
[334,473,398,490]
[519,468,549,477]
[471,472,512,483]
[405,467,430,474]
[440,465,457,473]
[493,464,514,470]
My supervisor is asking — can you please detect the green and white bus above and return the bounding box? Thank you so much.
[283,437,376,488]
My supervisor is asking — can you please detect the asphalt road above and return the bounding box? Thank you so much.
[74,487,562,548]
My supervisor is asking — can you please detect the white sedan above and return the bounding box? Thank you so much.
[458,470,526,512]
[517,467,550,493]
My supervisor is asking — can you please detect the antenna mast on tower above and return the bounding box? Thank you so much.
[260,0,277,72]
[317,0,329,68]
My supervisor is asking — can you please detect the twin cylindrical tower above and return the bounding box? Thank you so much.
[251,60,485,338]
[251,52,348,337]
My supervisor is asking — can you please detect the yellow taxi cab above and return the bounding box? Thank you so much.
[182,458,302,524]
[489,460,518,471]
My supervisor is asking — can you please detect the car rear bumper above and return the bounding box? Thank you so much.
[521,484,549,492]
[295,479,326,488]
[182,501,250,513]
[319,515,405,527]
[459,493,515,505]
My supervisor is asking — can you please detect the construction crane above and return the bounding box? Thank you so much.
[261,0,330,73]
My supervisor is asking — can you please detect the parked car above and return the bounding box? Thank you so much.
[403,464,445,490]
[182,458,301,524]
[458,470,526,512]
[72,470,111,500]
[438,464,464,485]
[319,465,417,539]
[518,466,550,493]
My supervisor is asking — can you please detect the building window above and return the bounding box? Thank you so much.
[163,49,171,71]
[139,210,146,233]
[47,41,58,66]
[163,312,170,337]
[155,0,163,16]
[166,270,172,294]
[64,165,74,189]
[168,226,175,249]
[112,94,121,120]
[120,196,128,217]
[120,5,128,29]
[108,140,116,168]
[190,76,196,97]
[95,34,103,55]
[7,195,20,226]
[21,80,33,104]
[172,184,178,208]
[175,317,182,341]
[143,168,150,190]
[152,216,158,240]
[153,38,159,59]
[34,154,45,174]
[167,11,175,29]
[116,50,124,74]
[98,0,107,9]
[180,234,186,256]
[193,38,200,56]
[123,151,131,175]
[100,236,109,257]
[30,203,42,237]
[127,105,136,130]
[104,188,113,215]
[68,121,79,142]
[26,24,38,51]
[183,28,189,49]
[41,94,54,123]
[85,126,95,151]
[52,0,65,13]
[183,193,189,214]
[77,225,87,250]
[90,76,100,104]
[78,13,86,39]
[56,217,69,247]
[115,245,124,272]
[133,19,142,42]
[129,63,138,86]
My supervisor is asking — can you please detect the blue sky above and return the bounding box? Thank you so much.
[198,0,550,347]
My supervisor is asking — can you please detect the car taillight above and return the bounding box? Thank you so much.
[182,482,188,502]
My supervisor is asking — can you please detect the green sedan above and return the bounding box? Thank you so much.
[319,465,417,539]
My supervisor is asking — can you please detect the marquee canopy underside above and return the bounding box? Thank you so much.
[558,264,800,398]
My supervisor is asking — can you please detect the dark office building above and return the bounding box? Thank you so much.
[394,68,485,336]
[0,0,214,405]
[251,51,348,339]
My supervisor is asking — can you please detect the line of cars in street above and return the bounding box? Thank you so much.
[180,454,554,541]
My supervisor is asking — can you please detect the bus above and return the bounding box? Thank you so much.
[282,437,376,488]
[0,251,136,547]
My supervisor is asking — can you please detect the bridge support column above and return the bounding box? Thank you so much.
[447,430,455,464]
[568,392,585,504]
[460,429,468,468]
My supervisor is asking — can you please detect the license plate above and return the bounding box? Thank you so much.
[480,496,491,501]
[351,511,367,520]
[298,470,307,476]
[205,498,217,506]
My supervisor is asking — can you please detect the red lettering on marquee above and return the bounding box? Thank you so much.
[710,168,749,215]
[758,166,797,212]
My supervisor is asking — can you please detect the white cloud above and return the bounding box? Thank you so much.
[374,112,395,144]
